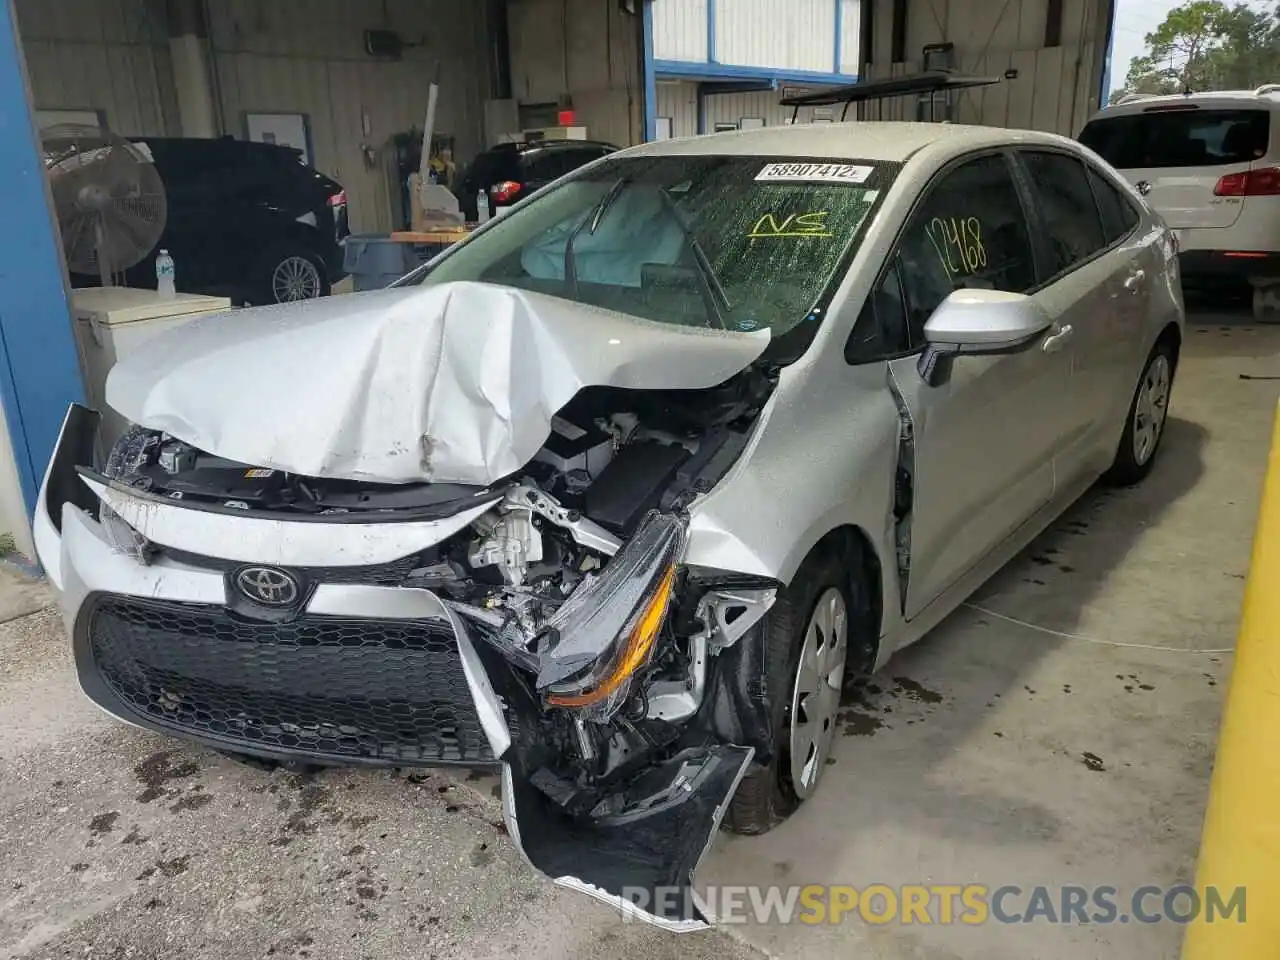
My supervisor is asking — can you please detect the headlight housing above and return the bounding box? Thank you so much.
[100,422,157,563]
[535,511,687,720]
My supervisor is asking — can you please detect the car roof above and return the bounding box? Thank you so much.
[1089,88,1280,119]
[616,121,1078,163]
[130,135,303,159]
[488,139,618,154]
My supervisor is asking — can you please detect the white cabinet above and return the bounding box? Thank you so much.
[70,288,232,451]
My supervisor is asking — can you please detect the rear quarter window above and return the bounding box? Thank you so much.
[1079,107,1270,169]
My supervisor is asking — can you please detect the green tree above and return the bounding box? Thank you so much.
[1110,0,1280,102]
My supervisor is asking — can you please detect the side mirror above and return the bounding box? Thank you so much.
[917,289,1053,385]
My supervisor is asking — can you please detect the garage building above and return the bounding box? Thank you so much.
[0,0,1117,560]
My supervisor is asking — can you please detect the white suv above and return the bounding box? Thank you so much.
[1079,86,1280,308]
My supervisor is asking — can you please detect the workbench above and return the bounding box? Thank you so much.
[389,229,472,245]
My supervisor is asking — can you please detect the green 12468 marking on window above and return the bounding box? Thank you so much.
[748,212,833,239]
[926,216,987,277]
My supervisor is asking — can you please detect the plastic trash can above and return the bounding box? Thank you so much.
[343,234,416,292]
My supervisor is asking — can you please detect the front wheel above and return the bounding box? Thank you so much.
[1104,340,1175,486]
[725,551,851,835]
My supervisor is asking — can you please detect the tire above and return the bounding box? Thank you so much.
[725,550,853,835]
[251,246,330,306]
[1104,339,1176,486]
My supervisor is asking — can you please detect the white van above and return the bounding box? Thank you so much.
[1079,87,1280,305]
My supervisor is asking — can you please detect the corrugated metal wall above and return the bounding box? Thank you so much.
[652,0,708,62]
[716,0,835,72]
[206,0,490,233]
[653,80,828,138]
[654,80,698,137]
[15,0,493,232]
[840,0,861,74]
[863,0,1111,136]
[507,0,642,149]
[703,85,827,129]
[653,0,862,74]
[15,0,179,138]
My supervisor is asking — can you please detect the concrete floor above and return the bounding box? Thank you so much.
[1,308,1274,960]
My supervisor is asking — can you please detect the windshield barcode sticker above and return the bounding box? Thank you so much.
[755,163,873,184]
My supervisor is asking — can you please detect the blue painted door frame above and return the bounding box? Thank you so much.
[0,1,85,521]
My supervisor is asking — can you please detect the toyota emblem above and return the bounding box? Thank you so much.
[235,566,300,606]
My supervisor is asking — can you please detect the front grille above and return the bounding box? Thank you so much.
[158,547,422,585]
[85,595,495,764]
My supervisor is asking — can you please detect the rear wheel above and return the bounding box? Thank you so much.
[252,246,329,305]
[725,551,851,834]
[1104,339,1175,486]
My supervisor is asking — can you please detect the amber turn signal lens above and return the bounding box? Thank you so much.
[545,564,676,709]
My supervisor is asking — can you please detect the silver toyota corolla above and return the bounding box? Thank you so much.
[35,122,1183,930]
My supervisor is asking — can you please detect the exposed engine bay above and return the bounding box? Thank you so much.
[43,259,858,930]
[94,367,781,859]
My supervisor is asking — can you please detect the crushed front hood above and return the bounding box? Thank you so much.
[105,281,770,486]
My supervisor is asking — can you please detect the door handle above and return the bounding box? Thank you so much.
[1124,269,1146,291]
[1042,323,1074,354]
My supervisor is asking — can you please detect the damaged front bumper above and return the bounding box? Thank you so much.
[36,405,776,931]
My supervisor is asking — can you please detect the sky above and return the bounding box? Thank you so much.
[1109,0,1275,92]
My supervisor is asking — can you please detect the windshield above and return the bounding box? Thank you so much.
[1079,108,1270,169]
[400,155,891,340]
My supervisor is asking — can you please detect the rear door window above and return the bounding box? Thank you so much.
[1020,151,1108,276]
[1079,108,1270,169]
[523,148,575,183]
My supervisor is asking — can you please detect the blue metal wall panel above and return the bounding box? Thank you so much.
[0,0,83,517]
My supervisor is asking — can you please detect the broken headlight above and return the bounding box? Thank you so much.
[535,511,687,720]
[101,423,157,564]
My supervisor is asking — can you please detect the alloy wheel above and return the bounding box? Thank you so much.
[787,587,848,800]
[1133,354,1171,466]
[272,255,322,302]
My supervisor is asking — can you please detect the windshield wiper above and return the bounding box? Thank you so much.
[564,177,632,296]
[654,189,730,330]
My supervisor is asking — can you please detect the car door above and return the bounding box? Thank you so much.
[1013,148,1140,483]
[879,152,1075,620]
[1086,161,1152,376]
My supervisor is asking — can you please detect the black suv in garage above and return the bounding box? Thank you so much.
[74,136,349,305]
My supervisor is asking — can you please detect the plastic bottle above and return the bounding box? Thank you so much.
[476,190,491,224]
[155,249,176,298]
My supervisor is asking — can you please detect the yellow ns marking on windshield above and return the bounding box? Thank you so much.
[749,212,833,239]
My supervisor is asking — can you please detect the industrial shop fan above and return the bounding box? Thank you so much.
[41,123,167,287]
